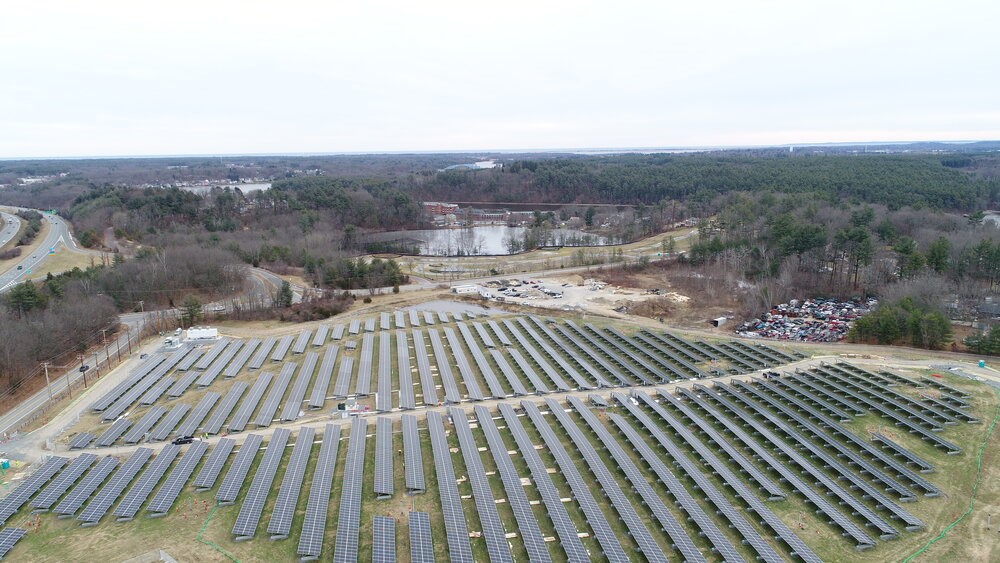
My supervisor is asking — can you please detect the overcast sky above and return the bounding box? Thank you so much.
[1,1,998,158]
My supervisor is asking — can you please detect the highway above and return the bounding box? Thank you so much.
[0,208,85,293]
[0,211,21,249]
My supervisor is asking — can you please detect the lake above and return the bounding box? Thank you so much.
[366,225,610,256]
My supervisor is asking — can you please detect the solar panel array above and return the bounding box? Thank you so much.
[333,418,367,563]
[271,334,295,362]
[332,356,354,398]
[32,454,97,511]
[331,324,346,340]
[349,319,360,334]
[247,337,277,370]
[101,347,189,421]
[401,414,425,493]
[94,418,131,447]
[54,456,118,516]
[374,417,394,498]
[427,329,462,403]
[0,457,67,517]
[139,375,175,405]
[267,427,314,539]
[503,319,570,391]
[312,325,329,346]
[0,528,27,561]
[506,347,550,394]
[203,381,249,434]
[365,318,376,332]
[519,401,629,562]
[396,331,415,410]
[380,312,391,330]
[147,440,209,515]
[356,333,375,396]
[68,432,96,450]
[193,438,236,491]
[448,408,512,562]
[425,411,472,563]
[308,345,339,409]
[472,321,495,348]
[113,444,180,521]
[216,434,263,504]
[473,406,550,562]
[281,353,317,421]
[395,310,406,329]
[122,406,168,444]
[224,338,260,378]
[176,348,203,371]
[408,310,420,327]
[228,371,273,432]
[90,354,165,412]
[515,317,592,389]
[376,332,393,412]
[411,330,438,405]
[233,428,291,538]
[422,311,435,325]
[167,370,200,398]
[372,516,396,563]
[254,363,294,427]
[408,511,434,563]
[292,330,312,355]
[78,448,152,525]
[489,349,529,396]
[528,316,612,388]
[194,339,230,370]
[197,340,243,386]
[443,327,485,400]
[297,424,341,560]
[175,391,220,437]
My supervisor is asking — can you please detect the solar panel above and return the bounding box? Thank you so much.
[380,312,391,330]
[349,319,361,334]
[422,311,435,325]
[550,323,631,387]
[394,311,406,329]
[203,381,249,434]
[94,418,132,447]
[396,331,415,410]
[472,406,550,562]
[216,434,264,504]
[193,438,236,491]
[101,348,189,421]
[90,354,166,412]
[195,339,230,370]
[528,317,612,388]
[224,338,260,378]
[365,318,376,332]
[254,362,295,427]
[517,401,629,562]
[401,414,425,493]
[331,324,346,340]
[228,371,273,432]
[442,327,485,400]
[176,348,203,371]
[281,353,317,421]
[31,454,97,511]
[563,320,650,385]
[592,326,674,382]
[503,319,570,391]
[297,424,342,560]
[175,392,221,437]
[549,398,676,563]
[485,319,512,346]
[78,448,152,525]
[408,511,434,563]
[0,527,27,561]
[333,356,355,398]
[515,318,594,389]
[411,330,439,405]
[427,329,461,403]
[333,418,367,563]
[376,332,393,412]
[606,402,786,563]
[271,334,295,362]
[625,391,820,563]
[309,345,339,409]
[123,406,168,444]
[448,408,512,562]
[471,321,495,348]
[248,337,277,370]
[437,312,449,324]
[54,456,118,516]
[197,340,244,386]
[505,347,551,394]
[139,376,175,405]
[372,516,396,563]
[68,432,96,450]
[167,370,200,398]
[408,310,420,327]
[233,428,291,539]
[488,349,529,396]
[312,325,330,346]
[292,330,312,355]
[147,441,209,516]
[425,411,472,563]
[374,417,394,498]
[356,333,375,396]
[113,444,180,521]
[267,427,315,539]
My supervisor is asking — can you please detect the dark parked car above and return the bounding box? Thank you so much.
[172,435,195,445]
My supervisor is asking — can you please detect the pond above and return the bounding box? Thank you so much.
[365,225,610,256]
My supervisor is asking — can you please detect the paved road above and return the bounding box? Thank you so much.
[0,211,21,249]
[0,208,84,293]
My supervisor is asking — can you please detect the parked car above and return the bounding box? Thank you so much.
[172,435,195,445]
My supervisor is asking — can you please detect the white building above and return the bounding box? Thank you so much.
[186,326,219,340]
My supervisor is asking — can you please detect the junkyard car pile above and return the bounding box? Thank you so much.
[736,298,878,342]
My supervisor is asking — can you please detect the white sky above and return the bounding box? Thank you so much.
[1,0,998,158]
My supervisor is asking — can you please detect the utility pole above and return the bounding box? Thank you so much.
[42,362,53,403]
